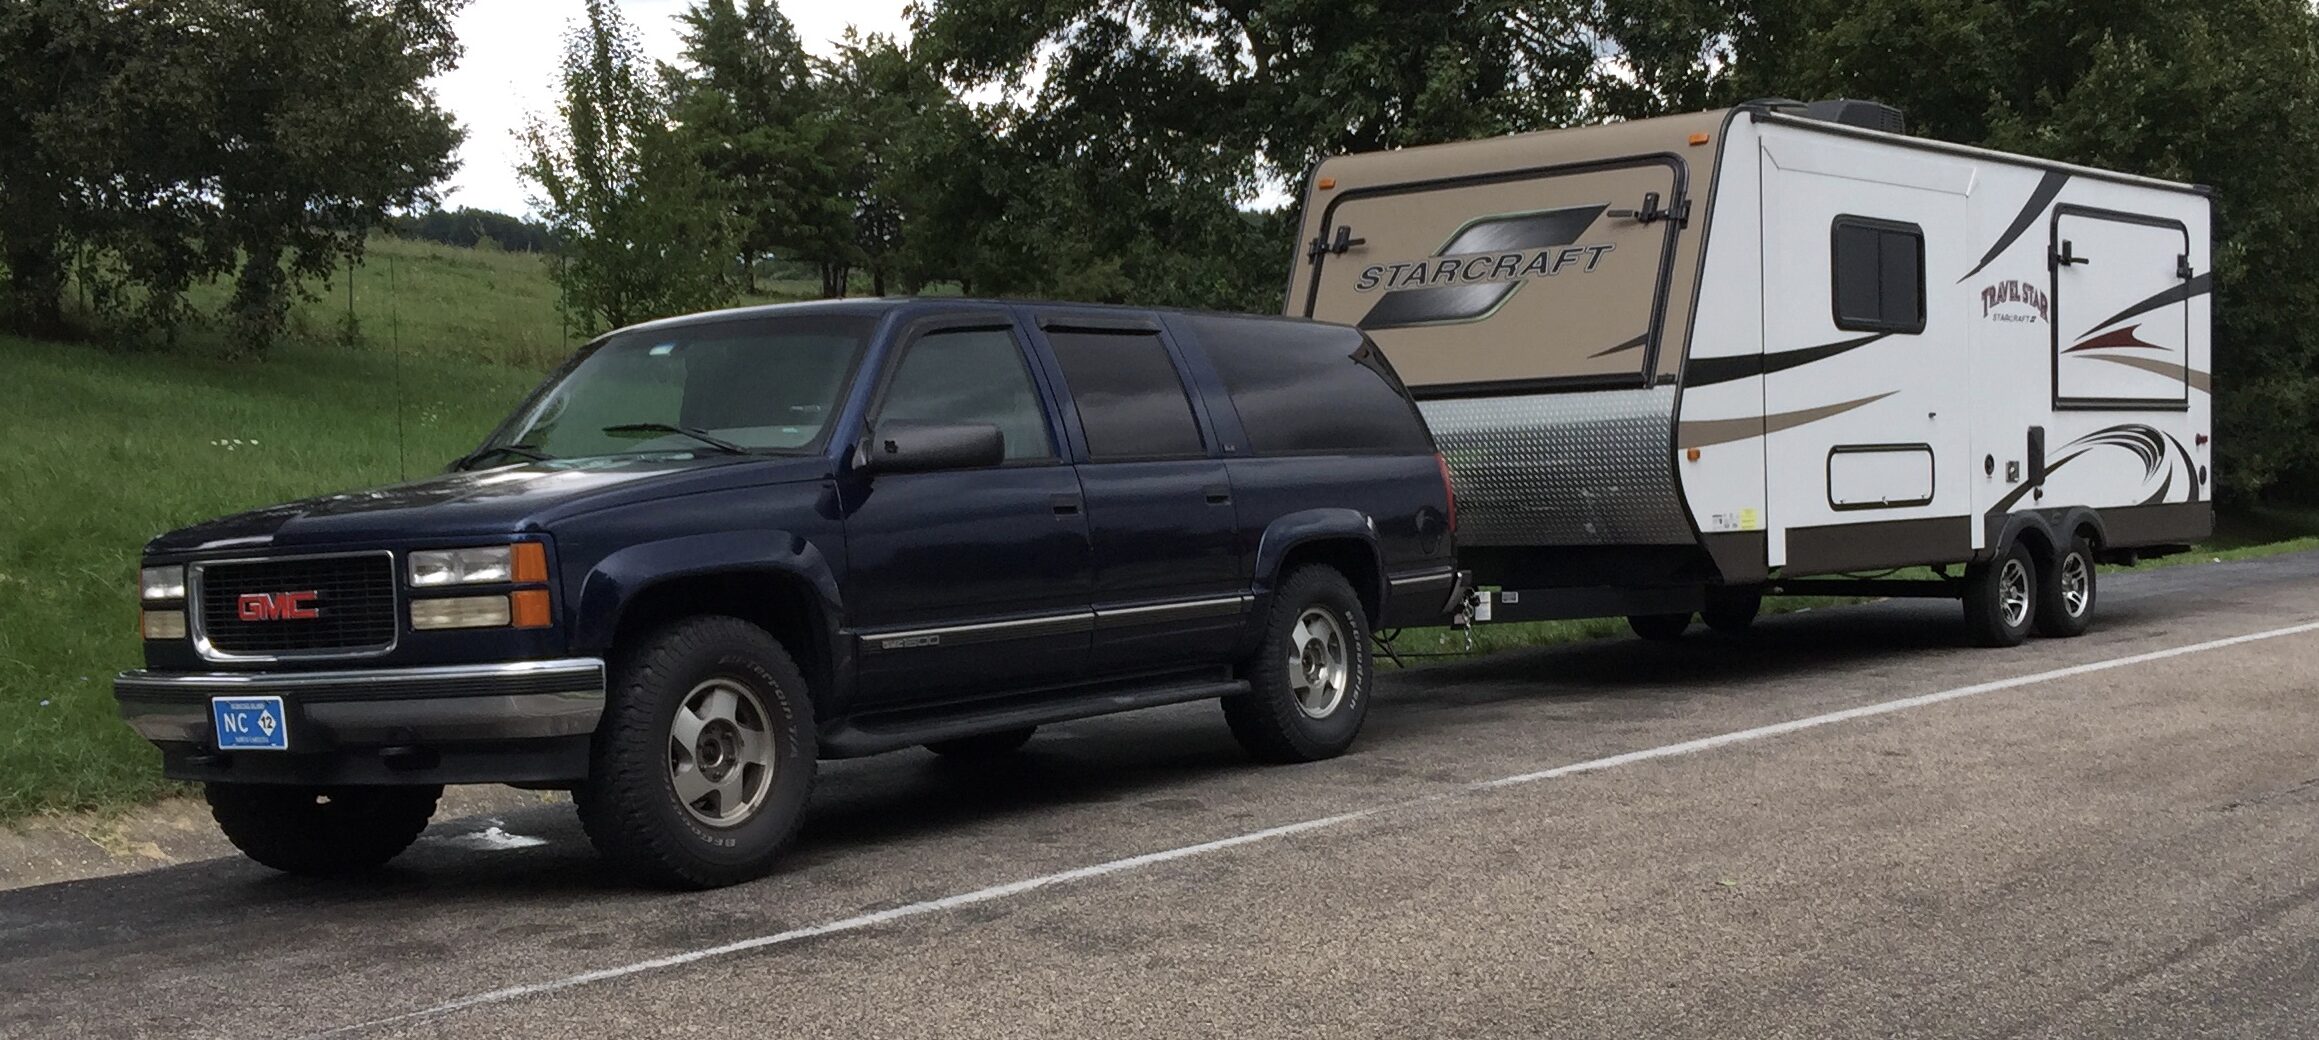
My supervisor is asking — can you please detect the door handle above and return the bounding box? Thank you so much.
[1051,495,1082,516]
[1203,485,1232,505]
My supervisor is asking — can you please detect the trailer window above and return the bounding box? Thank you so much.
[1831,217,1925,335]
[1046,330,1208,460]
[1186,316,1431,455]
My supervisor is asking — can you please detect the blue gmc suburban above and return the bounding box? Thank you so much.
[115,299,1461,888]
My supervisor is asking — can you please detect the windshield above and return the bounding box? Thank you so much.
[484,314,877,463]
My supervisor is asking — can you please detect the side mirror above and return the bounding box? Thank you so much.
[855,421,1006,475]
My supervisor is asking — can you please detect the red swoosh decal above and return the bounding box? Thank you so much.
[2065,324,2163,353]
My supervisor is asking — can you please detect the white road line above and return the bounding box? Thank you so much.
[306,618,2319,1039]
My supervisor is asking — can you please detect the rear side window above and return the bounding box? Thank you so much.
[1045,329,1207,460]
[1188,317,1431,455]
[1832,216,1925,334]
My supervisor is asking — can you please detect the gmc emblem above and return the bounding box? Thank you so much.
[237,591,320,622]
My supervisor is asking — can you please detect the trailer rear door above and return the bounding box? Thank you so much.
[1296,158,1687,393]
[2050,209,2194,410]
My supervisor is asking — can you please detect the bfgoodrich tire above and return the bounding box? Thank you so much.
[2034,537,2098,638]
[1963,542,2039,648]
[206,782,440,876]
[1222,566,1373,763]
[577,616,817,889]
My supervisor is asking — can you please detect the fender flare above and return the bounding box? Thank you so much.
[1251,508,1385,609]
[570,530,844,666]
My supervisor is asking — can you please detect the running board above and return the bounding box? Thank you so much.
[818,678,1251,758]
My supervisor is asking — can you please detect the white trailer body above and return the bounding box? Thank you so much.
[1288,102,2212,632]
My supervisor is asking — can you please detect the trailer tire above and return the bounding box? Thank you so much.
[1627,613,1692,641]
[206,782,440,877]
[1963,542,2038,648]
[1701,589,1762,634]
[1222,566,1372,764]
[2034,537,2098,638]
[577,616,817,890]
[925,727,1037,758]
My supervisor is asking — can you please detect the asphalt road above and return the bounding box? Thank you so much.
[7,554,2319,1040]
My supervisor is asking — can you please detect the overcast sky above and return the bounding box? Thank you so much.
[428,0,914,216]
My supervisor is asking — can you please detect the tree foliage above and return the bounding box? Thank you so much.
[523,0,734,333]
[0,0,464,352]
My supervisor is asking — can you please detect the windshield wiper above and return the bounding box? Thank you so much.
[601,423,751,455]
[455,444,552,471]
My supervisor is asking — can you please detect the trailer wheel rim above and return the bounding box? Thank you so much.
[1999,558,2033,629]
[667,677,777,829]
[2060,552,2091,617]
[1288,607,1350,719]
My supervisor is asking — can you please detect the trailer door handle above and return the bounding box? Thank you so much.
[1051,495,1082,516]
[2052,239,2091,268]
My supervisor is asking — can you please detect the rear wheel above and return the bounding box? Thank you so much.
[577,616,817,889]
[1963,542,2038,647]
[1701,588,1762,634]
[925,726,1037,758]
[2034,537,2098,638]
[1627,612,1693,641]
[206,782,441,876]
[1222,566,1372,763]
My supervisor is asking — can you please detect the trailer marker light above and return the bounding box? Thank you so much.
[1686,448,1702,462]
[1688,133,1711,146]
[1317,177,1337,190]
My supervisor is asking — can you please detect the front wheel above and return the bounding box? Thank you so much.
[577,616,817,889]
[2035,537,2098,638]
[1222,566,1373,763]
[206,782,441,876]
[1963,542,2038,647]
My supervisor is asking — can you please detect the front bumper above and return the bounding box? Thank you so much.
[114,658,605,786]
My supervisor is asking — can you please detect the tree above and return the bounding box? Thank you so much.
[196,0,466,353]
[668,0,842,294]
[524,0,735,332]
[0,0,466,349]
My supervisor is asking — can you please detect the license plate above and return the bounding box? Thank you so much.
[211,696,289,751]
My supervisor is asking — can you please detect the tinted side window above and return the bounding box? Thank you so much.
[1045,329,1206,460]
[1832,217,1925,334]
[879,328,1054,461]
[1188,317,1431,455]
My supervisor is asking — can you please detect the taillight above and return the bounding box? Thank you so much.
[1435,452,1458,535]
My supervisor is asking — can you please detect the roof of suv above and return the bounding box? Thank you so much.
[610,297,1352,338]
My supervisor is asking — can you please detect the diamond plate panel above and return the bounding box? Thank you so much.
[1421,387,1691,546]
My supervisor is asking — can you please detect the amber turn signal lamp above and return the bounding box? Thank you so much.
[511,543,549,584]
[1688,133,1711,146]
[1685,448,1703,462]
[510,589,553,629]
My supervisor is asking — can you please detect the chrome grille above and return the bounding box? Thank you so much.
[194,553,398,658]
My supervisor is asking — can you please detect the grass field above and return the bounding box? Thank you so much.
[1,237,2313,821]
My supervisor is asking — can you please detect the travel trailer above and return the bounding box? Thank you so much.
[1288,100,2213,646]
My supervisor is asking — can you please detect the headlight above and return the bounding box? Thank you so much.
[410,595,514,630]
[140,566,186,602]
[410,544,552,587]
[141,610,188,639]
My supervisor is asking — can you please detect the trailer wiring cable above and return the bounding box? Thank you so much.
[1372,626,1479,668]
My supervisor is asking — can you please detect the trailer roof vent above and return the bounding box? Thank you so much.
[1800,99,1906,135]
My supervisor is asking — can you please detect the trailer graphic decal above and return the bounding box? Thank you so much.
[1985,424,2201,516]
[1958,170,2070,282]
[1684,332,1890,388]
[1353,205,1612,330]
[2078,272,2212,337]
